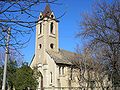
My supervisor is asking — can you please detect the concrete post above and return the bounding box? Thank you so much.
[2,27,11,90]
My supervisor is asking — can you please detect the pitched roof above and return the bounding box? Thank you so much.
[46,49,76,65]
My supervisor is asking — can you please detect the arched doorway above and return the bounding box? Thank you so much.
[39,72,43,90]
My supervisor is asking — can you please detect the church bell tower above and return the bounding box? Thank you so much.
[35,4,59,64]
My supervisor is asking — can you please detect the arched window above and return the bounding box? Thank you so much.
[62,67,64,75]
[39,44,42,49]
[59,67,61,75]
[40,23,42,34]
[50,22,53,34]
[50,43,54,49]
[40,15,42,19]
[51,15,54,18]
[50,72,52,83]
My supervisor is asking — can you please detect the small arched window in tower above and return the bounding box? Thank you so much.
[50,43,54,49]
[51,15,54,18]
[39,23,42,34]
[40,15,42,19]
[50,22,54,34]
[39,44,42,49]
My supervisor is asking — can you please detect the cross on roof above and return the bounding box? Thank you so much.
[46,0,48,4]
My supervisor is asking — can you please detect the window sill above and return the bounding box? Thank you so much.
[49,83,52,86]
[49,34,56,38]
[38,34,44,38]
[59,74,65,77]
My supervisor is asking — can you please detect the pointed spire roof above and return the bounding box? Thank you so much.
[39,3,59,22]
[43,4,52,18]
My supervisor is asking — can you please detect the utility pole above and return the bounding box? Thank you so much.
[2,27,11,90]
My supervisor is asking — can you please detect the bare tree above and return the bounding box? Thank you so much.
[0,50,4,67]
[0,1,60,89]
[77,0,120,87]
[0,0,59,54]
[70,47,109,90]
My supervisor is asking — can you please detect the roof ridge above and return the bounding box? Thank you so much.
[59,48,76,55]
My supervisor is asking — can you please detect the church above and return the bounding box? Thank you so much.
[30,4,79,90]
[30,3,112,90]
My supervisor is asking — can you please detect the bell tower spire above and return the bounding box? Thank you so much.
[34,3,59,64]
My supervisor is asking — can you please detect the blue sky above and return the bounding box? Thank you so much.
[22,0,95,63]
